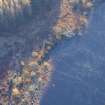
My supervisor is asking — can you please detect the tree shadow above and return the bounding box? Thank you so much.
[0,0,61,78]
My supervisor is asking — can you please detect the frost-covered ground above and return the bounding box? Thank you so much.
[0,0,104,105]
[41,1,105,105]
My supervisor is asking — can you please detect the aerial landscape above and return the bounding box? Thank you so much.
[0,0,105,105]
